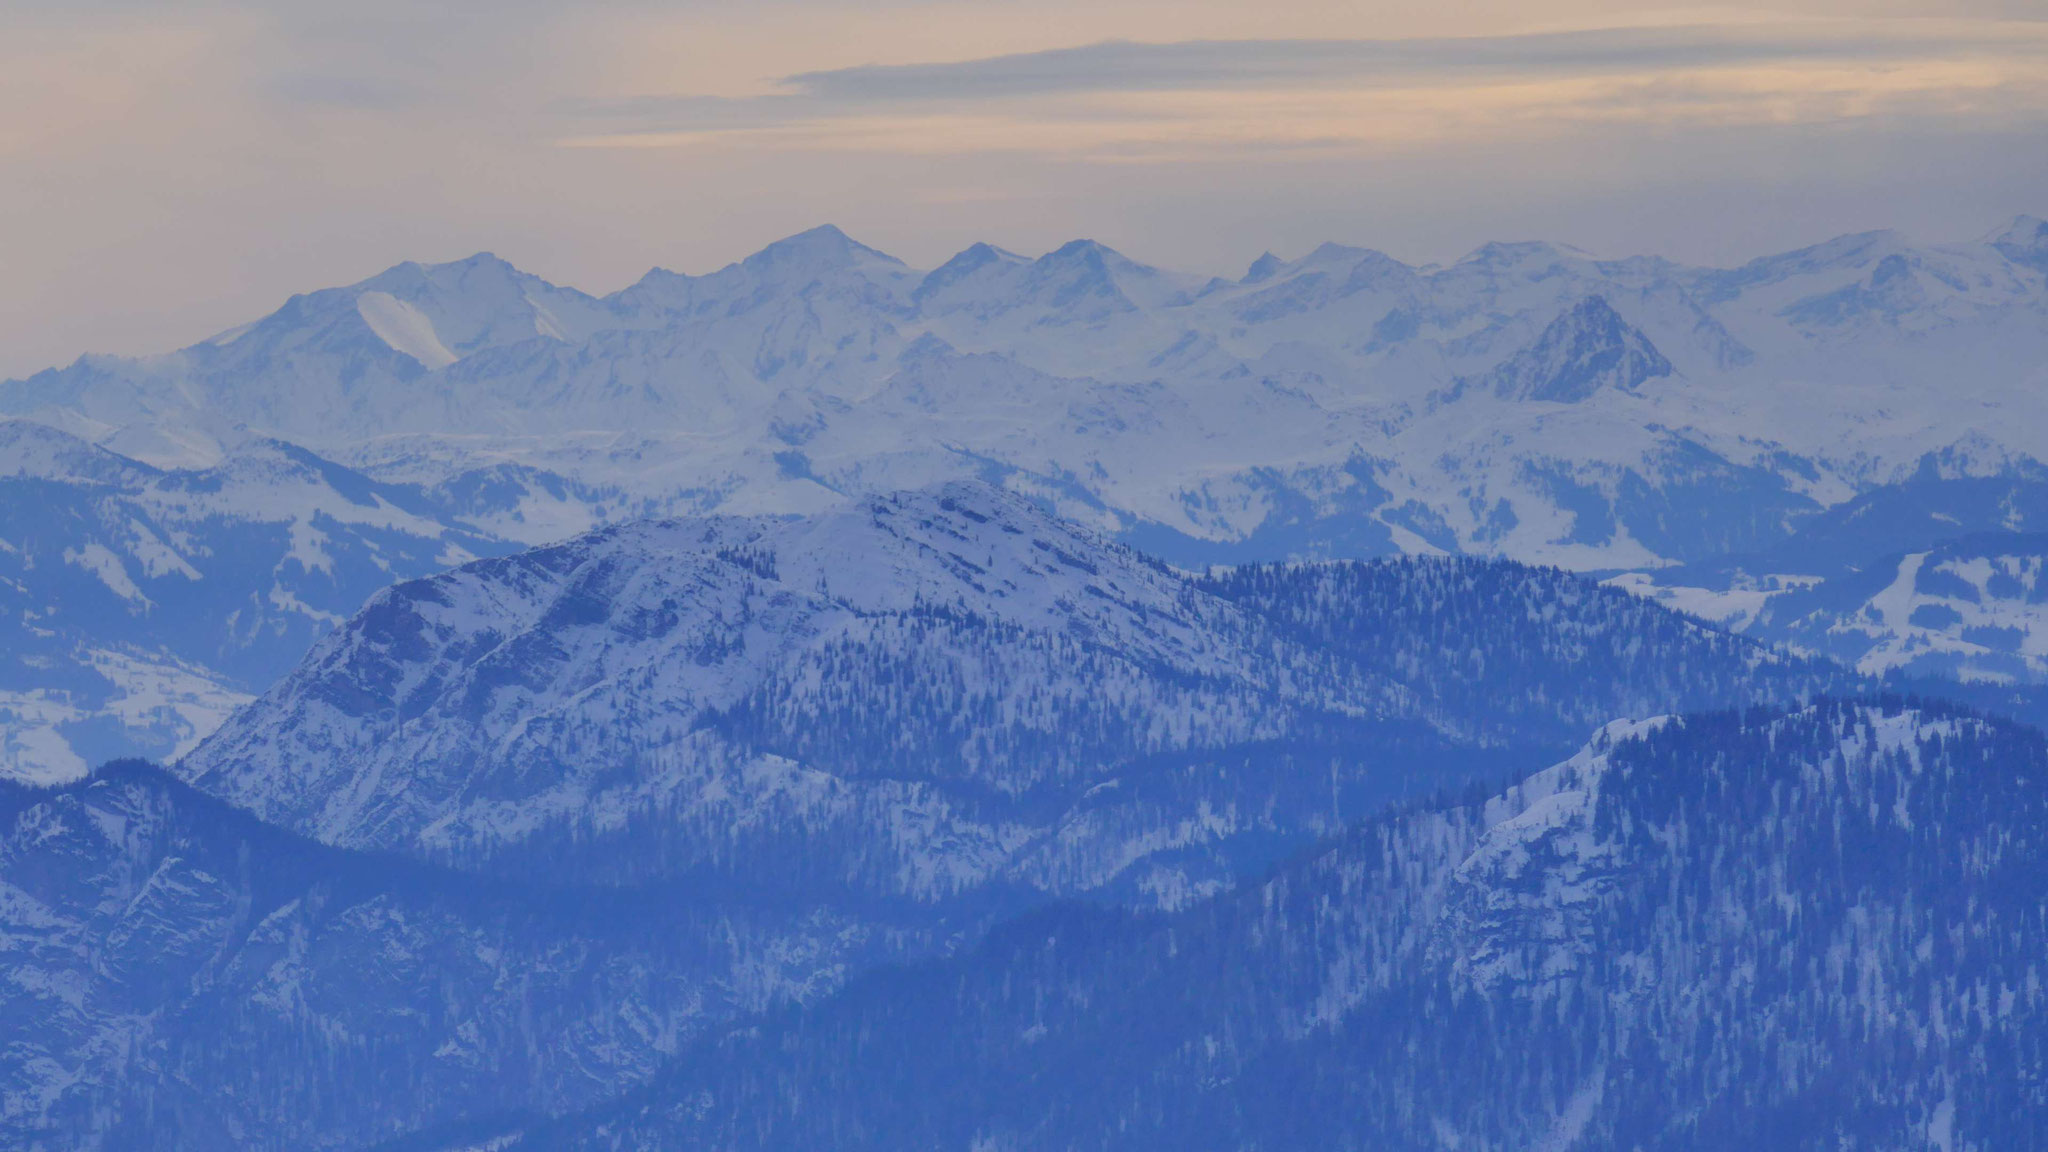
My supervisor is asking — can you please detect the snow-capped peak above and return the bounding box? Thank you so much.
[744,224,908,277]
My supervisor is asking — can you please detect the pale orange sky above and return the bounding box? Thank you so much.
[2,0,2044,377]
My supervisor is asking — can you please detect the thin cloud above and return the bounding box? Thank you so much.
[553,22,2048,157]
[783,25,2048,103]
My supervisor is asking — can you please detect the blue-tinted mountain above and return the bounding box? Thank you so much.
[5,219,2043,582]
[179,484,1850,898]
[1469,294,1674,402]
[523,698,2048,1151]
[2,498,1871,1149]
[0,421,533,780]
[0,762,935,1151]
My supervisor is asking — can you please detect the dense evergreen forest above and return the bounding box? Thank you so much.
[530,699,2048,1150]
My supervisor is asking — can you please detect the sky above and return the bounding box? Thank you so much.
[3,0,2045,379]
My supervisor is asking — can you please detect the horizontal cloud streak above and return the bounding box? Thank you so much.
[554,21,2048,155]
[783,25,2048,103]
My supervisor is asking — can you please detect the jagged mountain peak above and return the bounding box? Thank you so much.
[915,236,1187,322]
[1474,294,1674,403]
[1303,241,1372,264]
[369,249,522,281]
[619,226,917,317]
[1033,238,1175,282]
[186,246,617,380]
[1042,237,1119,263]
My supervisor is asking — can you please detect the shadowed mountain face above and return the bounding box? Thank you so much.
[522,699,2048,1152]
[1477,295,1674,402]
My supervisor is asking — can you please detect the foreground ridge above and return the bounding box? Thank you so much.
[533,697,2048,1150]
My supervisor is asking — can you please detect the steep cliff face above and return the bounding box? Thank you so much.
[535,699,2048,1151]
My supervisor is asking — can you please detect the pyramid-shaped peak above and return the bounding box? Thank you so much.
[960,241,1028,267]
[747,224,905,270]
[912,244,1035,313]
[1481,295,1673,403]
[1033,238,1170,281]
[1045,238,1116,263]
[919,242,1026,290]
[625,265,691,291]
[898,331,960,360]
[1043,238,1167,273]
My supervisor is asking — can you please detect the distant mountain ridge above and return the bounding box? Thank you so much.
[8,215,2048,1152]
[5,217,2048,771]
[6,219,2044,577]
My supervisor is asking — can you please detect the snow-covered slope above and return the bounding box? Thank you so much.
[180,483,1849,905]
[179,483,1407,897]
[0,421,523,781]
[1620,465,2048,681]
[1747,533,2048,682]
[6,219,2044,578]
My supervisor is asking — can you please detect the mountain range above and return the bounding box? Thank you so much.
[3,218,2046,768]
[524,698,2048,1151]
[2,484,1872,1149]
[3,217,2048,1148]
